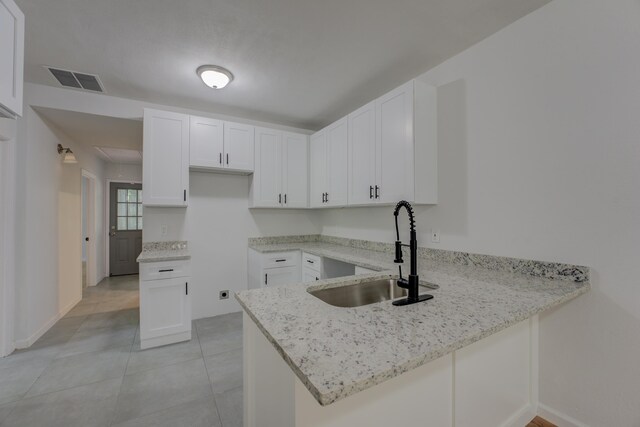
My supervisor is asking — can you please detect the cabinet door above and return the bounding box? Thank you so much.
[253,127,282,207]
[282,132,308,208]
[309,131,327,208]
[302,268,320,282]
[263,266,300,287]
[326,117,349,207]
[224,122,254,172]
[455,320,532,427]
[189,116,224,169]
[140,277,191,340]
[348,101,376,205]
[0,0,24,117]
[376,80,414,204]
[143,109,189,207]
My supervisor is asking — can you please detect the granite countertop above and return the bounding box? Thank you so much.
[136,241,191,263]
[237,236,590,406]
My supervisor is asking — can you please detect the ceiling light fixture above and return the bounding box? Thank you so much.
[197,65,234,89]
[57,144,77,164]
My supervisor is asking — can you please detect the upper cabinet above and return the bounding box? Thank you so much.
[310,117,348,207]
[189,116,254,174]
[348,101,376,205]
[143,109,190,207]
[348,79,438,206]
[250,128,308,208]
[0,0,24,118]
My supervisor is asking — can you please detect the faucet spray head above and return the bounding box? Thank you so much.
[394,241,404,263]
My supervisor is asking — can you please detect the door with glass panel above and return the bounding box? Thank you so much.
[109,183,143,276]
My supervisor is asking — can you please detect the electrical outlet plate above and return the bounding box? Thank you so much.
[219,290,229,300]
[431,229,440,243]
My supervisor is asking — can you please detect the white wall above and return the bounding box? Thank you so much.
[14,104,106,346]
[144,172,321,319]
[320,1,640,425]
[19,84,319,328]
[0,118,17,356]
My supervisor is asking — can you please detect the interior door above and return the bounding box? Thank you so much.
[109,182,143,276]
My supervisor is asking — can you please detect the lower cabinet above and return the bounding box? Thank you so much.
[139,260,192,349]
[248,250,301,289]
[244,315,539,427]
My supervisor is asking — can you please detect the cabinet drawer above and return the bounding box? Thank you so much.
[140,260,191,281]
[262,251,299,269]
[302,252,321,272]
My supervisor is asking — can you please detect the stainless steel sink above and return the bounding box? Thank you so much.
[308,279,438,308]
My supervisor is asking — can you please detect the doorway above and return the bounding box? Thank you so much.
[109,182,143,276]
[81,170,98,287]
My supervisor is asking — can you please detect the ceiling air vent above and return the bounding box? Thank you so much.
[46,67,105,93]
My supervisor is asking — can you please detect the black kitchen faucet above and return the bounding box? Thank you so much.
[392,200,433,306]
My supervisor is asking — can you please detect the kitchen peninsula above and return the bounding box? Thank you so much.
[236,235,589,427]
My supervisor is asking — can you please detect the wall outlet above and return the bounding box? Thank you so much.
[219,290,229,300]
[431,228,440,243]
[161,224,168,236]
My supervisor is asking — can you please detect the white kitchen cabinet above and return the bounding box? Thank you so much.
[309,131,327,208]
[302,269,320,282]
[264,266,300,287]
[248,249,301,289]
[224,121,254,172]
[189,116,224,169]
[455,319,533,427]
[244,315,538,427]
[0,0,24,118]
[250,128,308,208]
[302,252,322,282]
[348,80,437,206]
[348,101,376,205]
[281,132,308,208]
[139,260,192,349]
[326,118,349,206]
[189,117,254,173]
[309,117,348,207]
[143,109,189,207]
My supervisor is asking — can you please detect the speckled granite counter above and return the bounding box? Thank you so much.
[136,241,190,263]
[237,235,590,406]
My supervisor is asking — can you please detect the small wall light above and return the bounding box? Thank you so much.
[197,65,234,89]
[57,144,77,164]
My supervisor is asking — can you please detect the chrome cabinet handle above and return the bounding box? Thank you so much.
[375,185,380,199]
[219,153,222,164]
[370,186,374,199]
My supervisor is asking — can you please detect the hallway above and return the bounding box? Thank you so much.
[0,275,243,427]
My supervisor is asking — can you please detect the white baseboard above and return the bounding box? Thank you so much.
[538,403,590,427]
[13,295,82,349]
[503,404,537,427]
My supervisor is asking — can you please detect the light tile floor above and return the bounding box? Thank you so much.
[0,275,243,427]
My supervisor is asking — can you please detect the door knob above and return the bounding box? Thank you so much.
[85,237,89,241]
[109,231,116,237]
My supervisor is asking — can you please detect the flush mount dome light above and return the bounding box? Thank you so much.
[197,65,233,89]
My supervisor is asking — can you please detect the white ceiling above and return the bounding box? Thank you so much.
[34,107,142,163]
[18,0,549,130]
[94,147,142,164]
